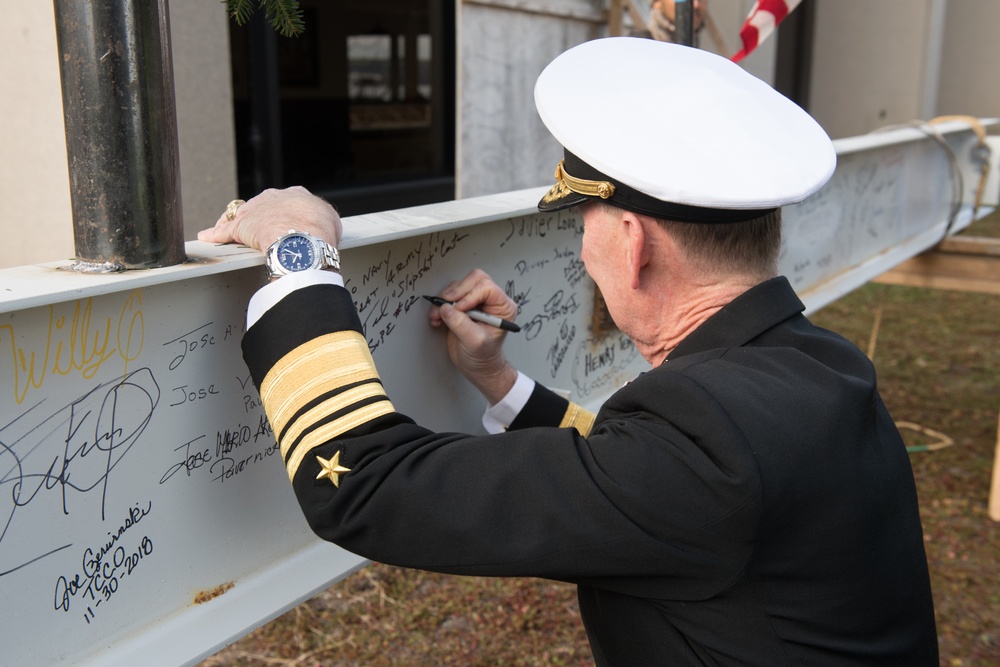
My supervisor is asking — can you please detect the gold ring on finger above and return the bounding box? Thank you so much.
[225,199,246,221]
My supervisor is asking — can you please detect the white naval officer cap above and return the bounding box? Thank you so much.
[535,37,836,223]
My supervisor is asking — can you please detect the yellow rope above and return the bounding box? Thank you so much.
[896,421,955,452]
[928,115,991,222]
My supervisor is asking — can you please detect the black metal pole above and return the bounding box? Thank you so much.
[53,0,186,271]
[674,0,694,47]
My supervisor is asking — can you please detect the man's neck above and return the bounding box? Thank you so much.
[632,279,759,366]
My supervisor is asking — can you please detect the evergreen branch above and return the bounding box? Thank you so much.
[263,0,305,37]
[224,0,255,26]
[223,0,304,37]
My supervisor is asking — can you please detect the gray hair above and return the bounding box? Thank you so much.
[657,209,782,281]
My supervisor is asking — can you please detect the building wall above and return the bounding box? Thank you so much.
[0,3,73,268]
[937,0,1000,119]
[808,0,946,139]
[0,1,236,269]
[170,1,240,238]
[807,0,1000,140]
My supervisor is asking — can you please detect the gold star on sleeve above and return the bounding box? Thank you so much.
[315,451,352,487]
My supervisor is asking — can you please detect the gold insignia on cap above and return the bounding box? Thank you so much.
[545,160,616,201]
[316,451,351,487]
[541,179,572,204]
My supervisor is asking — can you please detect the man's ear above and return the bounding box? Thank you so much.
[621,211,652,290]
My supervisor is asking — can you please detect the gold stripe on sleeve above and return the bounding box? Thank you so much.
[277,381,390,458]
[559,401,596,437]
[285,398,396,482]
[260,331,379,438]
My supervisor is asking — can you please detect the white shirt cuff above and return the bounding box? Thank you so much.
[482,371,535,434]
[246,270,345,329]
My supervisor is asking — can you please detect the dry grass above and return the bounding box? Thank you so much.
[814,287,1000,666]
[199,568,592,666]
[203,219,1000,667]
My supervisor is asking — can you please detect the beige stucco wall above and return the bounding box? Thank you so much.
[808,0,945,139]
[0,4,73,268]
[937,0,1000,120]
[808,0,1000,139]
[170,1,240,239]
[0,1,237,270]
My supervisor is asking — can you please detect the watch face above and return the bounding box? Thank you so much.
[276,235,317,272]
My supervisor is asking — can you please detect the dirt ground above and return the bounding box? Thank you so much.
[203,221,1000,667]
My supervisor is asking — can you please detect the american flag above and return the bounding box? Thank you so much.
[731,0,803,62]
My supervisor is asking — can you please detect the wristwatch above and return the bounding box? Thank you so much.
[265,230,340,280]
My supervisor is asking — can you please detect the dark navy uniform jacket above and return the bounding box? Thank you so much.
[243,276,938,666]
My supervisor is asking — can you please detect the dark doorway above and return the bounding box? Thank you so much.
[229,0,456,215]
[774,0,815,111]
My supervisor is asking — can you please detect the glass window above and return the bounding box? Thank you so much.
[229,0,455,215]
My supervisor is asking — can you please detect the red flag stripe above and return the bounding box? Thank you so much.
[731,0,802,63]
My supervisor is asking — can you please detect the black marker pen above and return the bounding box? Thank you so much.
[422,296,521,333]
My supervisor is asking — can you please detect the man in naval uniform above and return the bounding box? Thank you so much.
[200,38,938,666]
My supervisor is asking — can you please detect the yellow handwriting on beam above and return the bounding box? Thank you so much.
[2,290,146,405]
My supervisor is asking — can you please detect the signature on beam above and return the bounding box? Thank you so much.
[0,290,145,407]
[0,368,159,578]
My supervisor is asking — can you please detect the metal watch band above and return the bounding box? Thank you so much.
[317,239,341,273]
